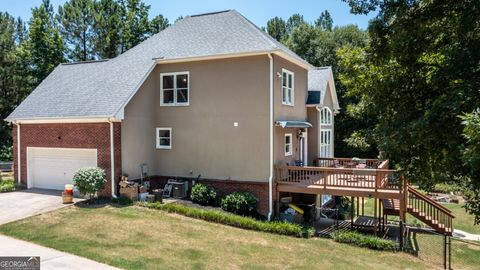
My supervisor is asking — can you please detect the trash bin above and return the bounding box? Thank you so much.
[152,189,163,203]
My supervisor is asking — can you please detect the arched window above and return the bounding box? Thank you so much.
[319,107,333,158]
[320,107,332,126]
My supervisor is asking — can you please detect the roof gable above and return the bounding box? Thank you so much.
[307,67,340,111]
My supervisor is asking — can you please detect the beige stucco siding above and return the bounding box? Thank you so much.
[307,107,319,166]
[273,55,308,121]
[274,127,301,165]
[122,55,270,181]
[323,84,334,110]
[272,55,308,166]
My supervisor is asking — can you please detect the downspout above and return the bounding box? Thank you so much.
[315,105,321,157]
[267,53,274,221]
[315,106,321,210]
[108,119,117,198]
[16,122,21,185]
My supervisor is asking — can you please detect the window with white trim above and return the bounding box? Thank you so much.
[320,129,332,158]
[320,107,332,125]
[156,128,172,149]
[282,69,294,106]
[160,72,189,106]
[285,133,293,156]
[319,107,333,158]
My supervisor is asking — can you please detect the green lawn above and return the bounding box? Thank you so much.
[0,204,435,270]
[444,204,480,234]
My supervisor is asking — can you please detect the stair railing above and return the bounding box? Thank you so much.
[407,185,455,234]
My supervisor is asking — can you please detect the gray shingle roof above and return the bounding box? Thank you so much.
[7,10,311,121]
[307,67,331,105]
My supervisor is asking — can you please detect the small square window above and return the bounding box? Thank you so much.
[156,128,172,149]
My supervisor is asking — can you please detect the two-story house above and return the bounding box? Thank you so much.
[6,10,339,217]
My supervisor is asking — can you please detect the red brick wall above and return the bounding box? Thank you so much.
[149,176,272,215]
[12,122,121,196]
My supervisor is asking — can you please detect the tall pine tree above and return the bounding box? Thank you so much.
[92,0,123,58]
[0,13,33,149]
[22,0,65,82]
[120,0,151,52]
[57,0,94,61]
[149,14,169,35]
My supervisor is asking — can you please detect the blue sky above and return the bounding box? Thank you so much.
[1,0,376,29]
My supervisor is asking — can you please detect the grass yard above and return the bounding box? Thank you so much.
[444,204,480,234]
[0,204,435,270]
[415,233,480,270]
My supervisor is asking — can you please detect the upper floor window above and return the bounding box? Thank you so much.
[282,69,294,106]
[320,107,332,125]
[160,72,189,106]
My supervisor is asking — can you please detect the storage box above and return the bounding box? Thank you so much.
[120,186,138,201]
[139,192,148,201]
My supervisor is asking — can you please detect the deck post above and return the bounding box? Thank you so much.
[374,198,378,235]
[350,196,354,230]
[276,190,280,217]
[356,197,359,217]
[399,173,407,250]
[362,197,364,216]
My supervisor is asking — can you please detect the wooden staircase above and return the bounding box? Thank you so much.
[382,185,455,235]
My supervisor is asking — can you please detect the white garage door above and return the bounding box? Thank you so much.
[27,147,97,190]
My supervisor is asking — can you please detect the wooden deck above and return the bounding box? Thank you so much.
[275,166,404,199]
[275,157,454,236]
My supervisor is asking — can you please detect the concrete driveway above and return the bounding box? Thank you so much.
[0,190,120,269]
[0,235,120,270]
[0,189,83,225]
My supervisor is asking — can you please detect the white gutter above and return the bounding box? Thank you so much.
[108,119,117,198]
[16,122,21,184]
[267,53,274,221]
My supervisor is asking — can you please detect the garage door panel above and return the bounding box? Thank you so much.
[28,148,97,190]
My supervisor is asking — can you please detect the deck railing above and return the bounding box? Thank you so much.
[407,185,454,233]
[314,157,388,169]
[275,165,402,191]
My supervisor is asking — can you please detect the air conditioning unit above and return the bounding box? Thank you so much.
[163,179,188,198]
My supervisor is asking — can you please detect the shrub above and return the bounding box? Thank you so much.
[112,196,133,205]
[0,145,13,161]
[0,180,15,192]
[139,202,313,238]
[73,167,106,199]
[433,183,462,195]
[190,183,218,205]
[221,192,257,216]
[331,231,398,251]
